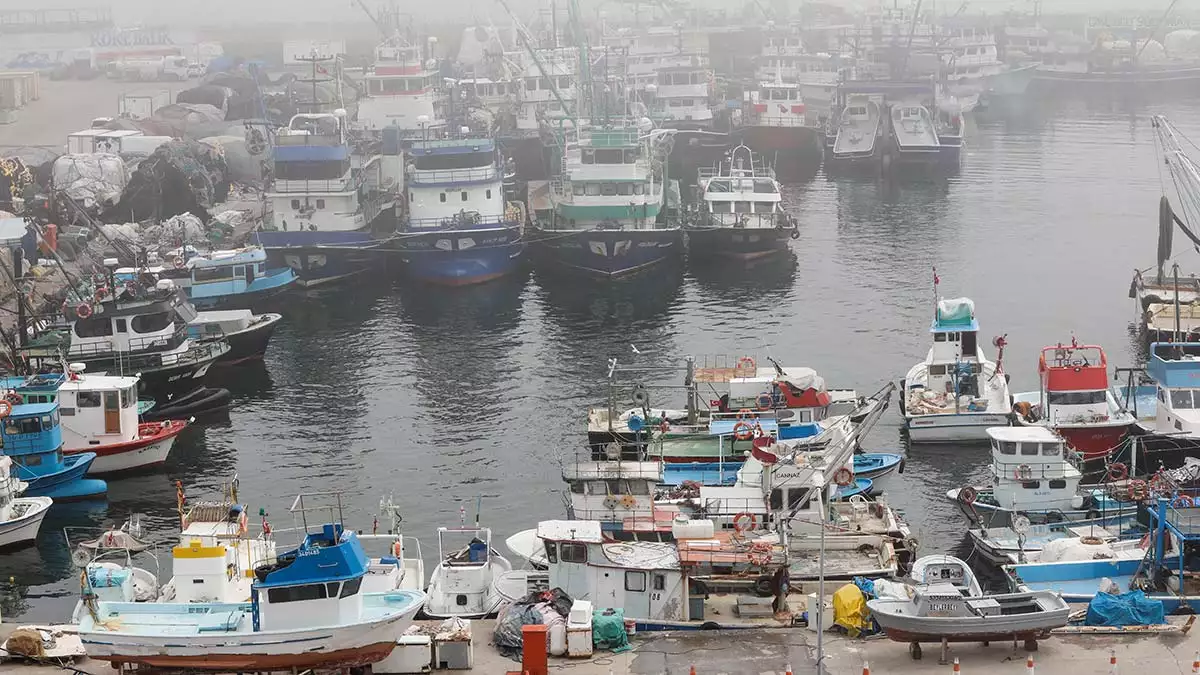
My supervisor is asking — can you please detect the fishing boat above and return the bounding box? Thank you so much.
[852,453,904,495]
[356,35,443,138]
[186,310,282,364]
[119,246,298,310]
[0,398,106,501]
[1011,340,1136,460]
[526,121,682,277]
[947,427,1133,529]
[737,81,819,174]
[389,130,524,285]
[22,280,229,397]
[647,63,714,130]
[77,492,427,671]
[0,456,51,549]
[826,96,881,171]
[888,101,942,167]
[868,585,1070,659]
[4,367,187,475]
[967,522,1130,566]
[258,111,398,287]
[909,555,982,597]
[661,452,902,497]
[1109,343,1200,476]
[423,524,512,619]
[901,294,1012,442]
[684,144,796,261]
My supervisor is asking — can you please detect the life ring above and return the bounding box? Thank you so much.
[790,227,800,240]
[173,255,186,269]
[1174,495,1195,508]
[735,356,756,374]
[1128,480,1149,501]
[1107,463,1128,482]
[958,486,978,505]
[732,512,757,533]
[833,466,854,487]
[733,421,756,440]
[1013,464,1033,481]
[756,393,774,411]
[0,401,11,419]
[76,302,93,319]
[659,420,670,433]
[748,550,772,566]
[3,392,21,407]
[391,540,403,558]
[735,408,757,420]
[620,494,638,509]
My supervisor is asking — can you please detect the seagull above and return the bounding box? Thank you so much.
[630,344,641,354]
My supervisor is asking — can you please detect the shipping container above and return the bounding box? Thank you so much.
[119,90,171,120]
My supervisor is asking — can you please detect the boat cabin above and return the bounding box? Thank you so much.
[6,368,139,448]
[922,297,984,398]
[252,522,369,632]
[696,145,782,230]
[986,426,1081,512]
[1035,342,1110,425]
[0,401,64,482]
[563,461,661,529]
[1147,342,1200,436]
[358,38,441,133]
[744,83,806,127]
[67,287,196,358]
[119,247,295,307]
[170,500,274,604]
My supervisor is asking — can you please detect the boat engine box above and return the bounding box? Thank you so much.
[374,635,432,674]
[966,597,1002,617]
[566,600,594,658]
[434,629,473,670]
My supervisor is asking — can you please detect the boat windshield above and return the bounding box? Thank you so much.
[1171,389,1198,409]
[1047,390,1106,405]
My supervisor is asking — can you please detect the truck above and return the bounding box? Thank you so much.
[118,90,171,120]
[65,129,170,155]
[107,55,189,82]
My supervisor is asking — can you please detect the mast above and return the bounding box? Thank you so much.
[293,50,336,115]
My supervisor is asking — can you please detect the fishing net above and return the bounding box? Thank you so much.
[52,154,128,211]
[106,140,229,223]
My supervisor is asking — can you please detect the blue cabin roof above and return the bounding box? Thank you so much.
[10,373,67,392]
[274,144,349,162]
[410,137,495,155]
[930,315,978,333]
[1148,343,1200,389]
[9,402,58,417]
[254,523,368,589]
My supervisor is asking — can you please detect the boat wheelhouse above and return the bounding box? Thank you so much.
[1012,341,1135,459]
[0,399,106,500]
[902,297,1012,442]
[77,493,426,671]
[0,455,52,549]
[738,82,817,166]
[685,144,794,260]
[26,283,229,396]
[826,95,882,169]
[648,63,713,129]
[390,132,524,285]
[527,122,682,277]
[123,246,297,310]
[356,36,443,137]
[5,367,186,475]
[258,112,398,287]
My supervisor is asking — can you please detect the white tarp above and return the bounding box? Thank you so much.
[52,154,128,210]
[937,297,975,322]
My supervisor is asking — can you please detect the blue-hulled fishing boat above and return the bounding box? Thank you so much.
[0,400,106,501]
[1111,342,1200,476]
[834,478,873,500]
[388,131,524,285]
[663,454,897,496]
[257,112,399,287]
[118,247,298,310]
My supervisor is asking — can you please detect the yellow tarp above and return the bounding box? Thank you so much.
[832,583,870,637]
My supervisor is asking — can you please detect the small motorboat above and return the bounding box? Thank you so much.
[868,584,1071,660]
[0,457,52,549]
[71,514,153,555]
[187,310,282,364]
[423,525,512,619]
[834,478,874,500]
[140,386,231,422]
[967,521,1130,565]
[909,555,982,597]
[854,452,904,495]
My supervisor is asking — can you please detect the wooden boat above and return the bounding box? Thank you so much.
[0,457,51,549]
[868,584,1070,659]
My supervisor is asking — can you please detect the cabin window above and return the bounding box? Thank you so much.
[586,183,601,197]
[560,542,587,563]
[461,191,468,202]
[339,576,362,598]
[267,583,328,603]
[1020,443,1037,456]
[77,391,102,408]
[74,316,113,338]
[753,202,774,213]
[60,407,75,416]
[440,193,447,203]
[6,417,41,435]
[1021,480,1041,489]
[929,365,946,376]
[194,267,230,283]
[131,312,172,334]
[573,184,585,196]
[711,202,732,214]
[1171,390,1196,409]
[595,149,623,164]
[1048,479,1067,489]
[232,266,245,279]
[653,573,665,591]
[544,541,558,564]
[1159,389,1167,403]
[934,333,946,342]
[769,488,783,510]
[14,453,41,466]
[486,189,492,199]
[1041,443,1059,457]
[625,571,647,592]
[115,319,127,333]
[581,149,594,164]
[623,150,637,163]
[291,199,300,210]
[634,183,645,195]
[1049,390,1107,406]
[733,201,751,214]
[326,582,340,597]
[617,183,633,196]
[119,388,130,409]
[601,184,617,197]
[315,199,325,210]
[997,441,1017,455]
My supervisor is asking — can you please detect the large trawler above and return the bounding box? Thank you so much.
[685,144,795,260]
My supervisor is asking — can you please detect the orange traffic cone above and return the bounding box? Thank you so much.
[953,657,961,674]
[784,665,792,675]
[689,667,697,675]
[862,661,870,675]
[1192,651,1199,674]
[1026,654,1035,675]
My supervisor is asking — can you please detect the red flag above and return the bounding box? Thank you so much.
[316,65,328,75]
[933,267,940,285]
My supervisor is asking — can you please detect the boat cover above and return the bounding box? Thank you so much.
[937,297,975,322]
[1085,590,1165,627]
[833,583,871,636]
[592,608,630,652]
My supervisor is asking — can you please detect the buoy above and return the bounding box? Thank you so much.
[953,657,960,674]
[1026,654,1035,675]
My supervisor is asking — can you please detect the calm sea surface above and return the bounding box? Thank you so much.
[4,92,1199,620]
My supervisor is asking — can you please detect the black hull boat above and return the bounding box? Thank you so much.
[189,312,281,365]
[141,386,232,422]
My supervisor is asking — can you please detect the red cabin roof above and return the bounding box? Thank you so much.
[1038,342,1109,391]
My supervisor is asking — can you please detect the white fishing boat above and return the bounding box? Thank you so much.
[77,492,427,671]
[889,101,941,166]
[967,522,1126,565]
[423,524,512,619]
[902,294,1012,442]
[909,555,982,597]
[829,96,881,168]
[0,457,51,549]
[685,144,795,261]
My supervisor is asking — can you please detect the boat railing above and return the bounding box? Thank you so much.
[269,177,355,194]
[407,165,498,186]
[402,213,516,232]
[742,112,811,128]
[288,491,348,535]
[992,457,1080,481]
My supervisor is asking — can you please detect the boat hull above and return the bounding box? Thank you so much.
[65,420,186,475]
[257,231,382,288]
[529,227,683,278]
[86,638,396,671]
[214,314,281,364]
[72,349,222,398]
[1032,65,1200,87]
[0,497,52,549]
[23,454,106,501]
[188,270,298,311]
[391,227,524,286]
[685,226,791,261]
[904,413,1011,442]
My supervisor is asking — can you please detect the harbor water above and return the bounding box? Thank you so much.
[3,93,1194,621]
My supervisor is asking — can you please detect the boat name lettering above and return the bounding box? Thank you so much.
[91,29,175,47]
[1086,15,1198,30]
[928,602,957,614]
[296,548,321,557]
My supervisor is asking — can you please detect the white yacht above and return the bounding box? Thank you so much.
[423,525,512,618]
[828,96,881,168]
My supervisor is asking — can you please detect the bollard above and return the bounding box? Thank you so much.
[1110,649,1118,675]
[1026,654,1035,675]
[953,657,960,674]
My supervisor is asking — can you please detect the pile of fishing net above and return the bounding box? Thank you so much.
[51,154,128,211]
[493,588,574,658]
[105,140,229,223]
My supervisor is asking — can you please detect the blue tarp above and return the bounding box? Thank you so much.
[1085,590,1165,627]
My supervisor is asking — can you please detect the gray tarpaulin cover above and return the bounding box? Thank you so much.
[51,154,128,210]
